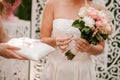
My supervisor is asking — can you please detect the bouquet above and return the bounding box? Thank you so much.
[72,7,113,45]
[65,6,113,60]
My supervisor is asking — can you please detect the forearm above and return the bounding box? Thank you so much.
[40,37,56,47]
[87,44,104,55]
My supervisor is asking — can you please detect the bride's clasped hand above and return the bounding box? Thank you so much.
[55,35,92,53]
[73,37,92,52]
[55,35,72,52]
[55,35,93,60]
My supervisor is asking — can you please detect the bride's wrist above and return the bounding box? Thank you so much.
[40,38,56,47]
[86,44,94,53]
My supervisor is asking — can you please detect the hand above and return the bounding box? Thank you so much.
[0,43,27,60]
[74,37,91,52]
[56,36,72,52]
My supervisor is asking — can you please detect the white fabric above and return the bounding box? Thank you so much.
[6,37,55,61]
[93,0,106,6]
[40,19,96,80]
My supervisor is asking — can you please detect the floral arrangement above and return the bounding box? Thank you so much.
[72,7,113,45]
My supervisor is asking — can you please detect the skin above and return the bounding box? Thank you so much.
[0,0,26,59]
[0,24,26,59]
[40,0,105,55]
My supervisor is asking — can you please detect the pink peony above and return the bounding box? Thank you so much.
[105,24,112,34]
[100,18,109,26]
[95,20,103,27]
[88,7,96,11]
[89,11,99,20]
[87,7,99,19]
[87,7,98,13]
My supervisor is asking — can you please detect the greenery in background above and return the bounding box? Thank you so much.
[14,0,32,20]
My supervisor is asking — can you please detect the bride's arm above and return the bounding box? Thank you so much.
[40,0,71,50]
[40,0,56,47]
[86,42,104,55]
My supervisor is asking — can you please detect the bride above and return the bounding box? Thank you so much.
[40,0,109,80]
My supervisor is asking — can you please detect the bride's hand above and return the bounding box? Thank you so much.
[74,37,91,52]
[56,36,72,52]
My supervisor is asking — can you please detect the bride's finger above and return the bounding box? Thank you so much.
[56,36,72,42]
[63,39,72,44]
[78,38,89,46]
[75,43,85,52]
[56,39,71,46]
[59,45,69,51]
[75,46,84,52]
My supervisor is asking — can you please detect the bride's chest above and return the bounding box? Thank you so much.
[54,5,79,20]
[51,19,80,37]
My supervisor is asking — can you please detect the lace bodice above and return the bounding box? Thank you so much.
[52,19,80,38]
[52,19,89,57]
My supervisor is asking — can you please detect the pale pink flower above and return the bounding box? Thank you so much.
[78,7,87,17]
[105,24,112,34]
[87,7,98,13]
[98,11,107,19]
[89,11,99,20]
[86,7,99,19]
[101,19,112,33]
[88,7,96,11]
[95,20,103,27]
[100,18,109,26]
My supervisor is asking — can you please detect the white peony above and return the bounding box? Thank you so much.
[78,7,87,17]
[83,16,95,28]
[98,11,106,18]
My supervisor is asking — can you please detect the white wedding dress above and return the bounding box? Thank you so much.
[40,19,96,80]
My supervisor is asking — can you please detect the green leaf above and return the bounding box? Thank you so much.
[90,37,100,45]
[82,27,91,34]
[81,33,88,39]
[101,34,108,40]
[72,20,85,29]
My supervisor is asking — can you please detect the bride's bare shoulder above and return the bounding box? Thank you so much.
[46,0,62,4]
[44,0,55,10]
[45,0,64,9]
[46,0,64,5]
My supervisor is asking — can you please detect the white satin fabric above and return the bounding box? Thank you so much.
[40,19,96,80]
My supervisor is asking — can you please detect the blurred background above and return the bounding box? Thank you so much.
[0,0,119,80]
[11,0,32,20]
